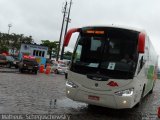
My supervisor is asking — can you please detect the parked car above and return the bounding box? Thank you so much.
[6,56,15,68]
[19,58,39,74]
[12,56,20,68]
[51,62,68,74]
[0,54,18,68]
[0,54,7,67]
[58,59,71,66]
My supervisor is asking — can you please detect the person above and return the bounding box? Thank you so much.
[121,54,136,73]
[121,54,134,65]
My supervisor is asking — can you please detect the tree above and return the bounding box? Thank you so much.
[0,32,34,54]
[0,45,8,53]
[64,51,72,56]
[63,51,72,60]
[41,40,58,59]
[9,34,34,50]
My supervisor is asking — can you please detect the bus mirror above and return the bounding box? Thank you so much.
[63,28,80,47]
[138,32,145,53]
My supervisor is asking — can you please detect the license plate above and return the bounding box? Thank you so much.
[28,66,33,69]
[88,95,100,101]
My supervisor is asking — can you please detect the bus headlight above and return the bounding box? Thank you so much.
[115,88,134,96]
[66,81,78,88]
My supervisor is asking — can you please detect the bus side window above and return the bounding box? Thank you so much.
[140,56,144,69]
[138,56,144,74]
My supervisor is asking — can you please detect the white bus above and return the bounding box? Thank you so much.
[64,26,158,109]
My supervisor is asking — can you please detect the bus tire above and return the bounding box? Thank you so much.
[88,104,97,109]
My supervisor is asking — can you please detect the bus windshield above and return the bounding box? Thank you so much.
[70,27,139,79]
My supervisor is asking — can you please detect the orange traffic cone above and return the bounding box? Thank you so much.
[45,65,51,74]
[157,107,160,118]
[39,64,44,73]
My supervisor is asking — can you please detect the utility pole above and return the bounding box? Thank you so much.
[7,24,13,54]
[56,1,67,61]
[60,0,72,60]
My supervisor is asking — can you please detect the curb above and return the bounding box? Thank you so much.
[0,70,19,73]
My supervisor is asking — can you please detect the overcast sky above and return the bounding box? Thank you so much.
[0,0,160,59]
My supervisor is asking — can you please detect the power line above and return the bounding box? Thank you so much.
[60,0,73,60]
[56,1,67,61]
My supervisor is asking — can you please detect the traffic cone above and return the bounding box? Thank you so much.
[39,64,44,73]
[45,65,51,74]
[157,107,160,118]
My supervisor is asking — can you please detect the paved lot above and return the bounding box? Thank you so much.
[0,68,160,120]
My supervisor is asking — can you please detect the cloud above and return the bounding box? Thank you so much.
[0,0,160,57]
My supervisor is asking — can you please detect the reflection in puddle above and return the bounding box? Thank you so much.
[49,98,140,120]
[51,98,87,109]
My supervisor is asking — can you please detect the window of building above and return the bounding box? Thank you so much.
[36,51,39,56]
[42,51,45,57]
[33,50,36,56]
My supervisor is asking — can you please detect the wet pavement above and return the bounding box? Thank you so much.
[0,68,160,120]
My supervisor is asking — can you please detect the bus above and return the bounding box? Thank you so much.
[64,26,158,109]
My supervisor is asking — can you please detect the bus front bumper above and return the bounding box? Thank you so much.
[66,86,135,109]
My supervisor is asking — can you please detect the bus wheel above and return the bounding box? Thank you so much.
[88,104,97,109]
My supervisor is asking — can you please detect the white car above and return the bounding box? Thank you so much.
[51,63,68,74]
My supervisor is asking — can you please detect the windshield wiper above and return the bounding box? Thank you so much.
[87,74,111,81]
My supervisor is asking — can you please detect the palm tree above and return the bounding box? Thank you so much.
[41,40,58,59]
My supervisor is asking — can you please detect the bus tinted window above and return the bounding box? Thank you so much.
[90,37,102,51]
[71,28,139,79]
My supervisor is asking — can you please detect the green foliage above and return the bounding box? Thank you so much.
[63,51,73,60]
[64,51,72,56]
[41,40,58,59]
[0,32,34,53]
[0,45,8,52]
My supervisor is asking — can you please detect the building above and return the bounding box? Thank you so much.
[19,43,48,66]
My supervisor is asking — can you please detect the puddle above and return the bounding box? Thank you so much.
[51,98,87,108]
[0,106,4,112]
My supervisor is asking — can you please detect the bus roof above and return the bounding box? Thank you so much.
[81,25,147,34]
